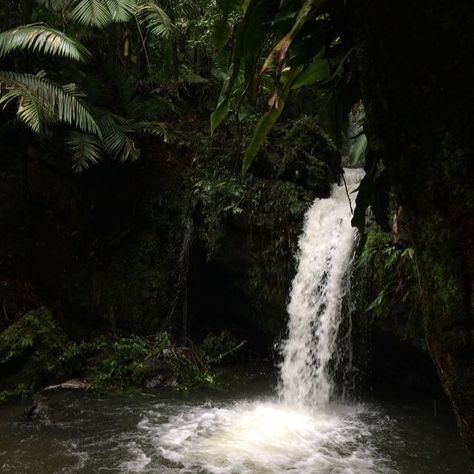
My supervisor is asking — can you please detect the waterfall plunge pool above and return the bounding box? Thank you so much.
[1,169,469,473]
[0,370,469,474]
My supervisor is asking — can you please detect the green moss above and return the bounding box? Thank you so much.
[417,214,466,325]
[0,308,78,399]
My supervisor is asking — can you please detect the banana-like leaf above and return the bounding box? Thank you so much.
[259,0,327,77]
[242,67,302,173]
[210,0,278,134]
[290,51,330,88]
[210,62,240,134]
[0,25,90,62]
[0,71,100,134]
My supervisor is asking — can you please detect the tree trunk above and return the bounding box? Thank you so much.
[353,0,474,466]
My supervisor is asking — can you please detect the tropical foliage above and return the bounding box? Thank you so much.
[210,0,356,172]
[0,0,214,170]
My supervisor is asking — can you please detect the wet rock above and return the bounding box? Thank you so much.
[25,390,89,423]
[133,357,176,388]
[26,393,50,421]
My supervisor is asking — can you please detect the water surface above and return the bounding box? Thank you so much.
[0,376,469,474]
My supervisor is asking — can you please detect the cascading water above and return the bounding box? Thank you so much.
[279,167,364,406]
[123,168,397,473]
[168,216,194,343]
[1,169,468,474]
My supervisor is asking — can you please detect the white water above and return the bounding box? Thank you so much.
[132,400,390,474]
[279,167,364,406]
[127,168,398,473]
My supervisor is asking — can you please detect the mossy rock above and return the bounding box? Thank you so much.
[0,308,76,398]
[257,116,341,196]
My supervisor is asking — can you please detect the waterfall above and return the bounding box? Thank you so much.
[168,216,193,343]
[140,168,397,474]
[279,168,364,406]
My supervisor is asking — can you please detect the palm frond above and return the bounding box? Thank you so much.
[70,0,136,27]
[99,114,140,162]
[0,25,90,62]
[0,88,47,133]
[66,131,103,171]
[0,71,100,134]
[70,0,113,27]
[103,129,140,162]
[139,120,173,143]
[136,2,175,39]
[105,0,137,23]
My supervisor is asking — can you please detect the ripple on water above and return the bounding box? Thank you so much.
[129,400,397,474]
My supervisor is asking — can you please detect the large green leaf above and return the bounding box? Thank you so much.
[242,67,302,173]
[210,0,279,134]
[290,51,330,88]
[259,0,327,77]
[0,25,90,62]
[210,63,239,134]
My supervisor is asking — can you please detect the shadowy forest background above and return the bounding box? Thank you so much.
[0,0,472,465]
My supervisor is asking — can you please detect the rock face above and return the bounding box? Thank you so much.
[0,116,340,352]
[0,308,75,399]
[188,117,341,350]
[354,0,474,461]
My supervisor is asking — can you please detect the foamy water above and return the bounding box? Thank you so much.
[128,400,395,474]
[279,168,364,406]
[119,169,386,474]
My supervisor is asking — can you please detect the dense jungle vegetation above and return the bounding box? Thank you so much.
[0,0,473,469]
